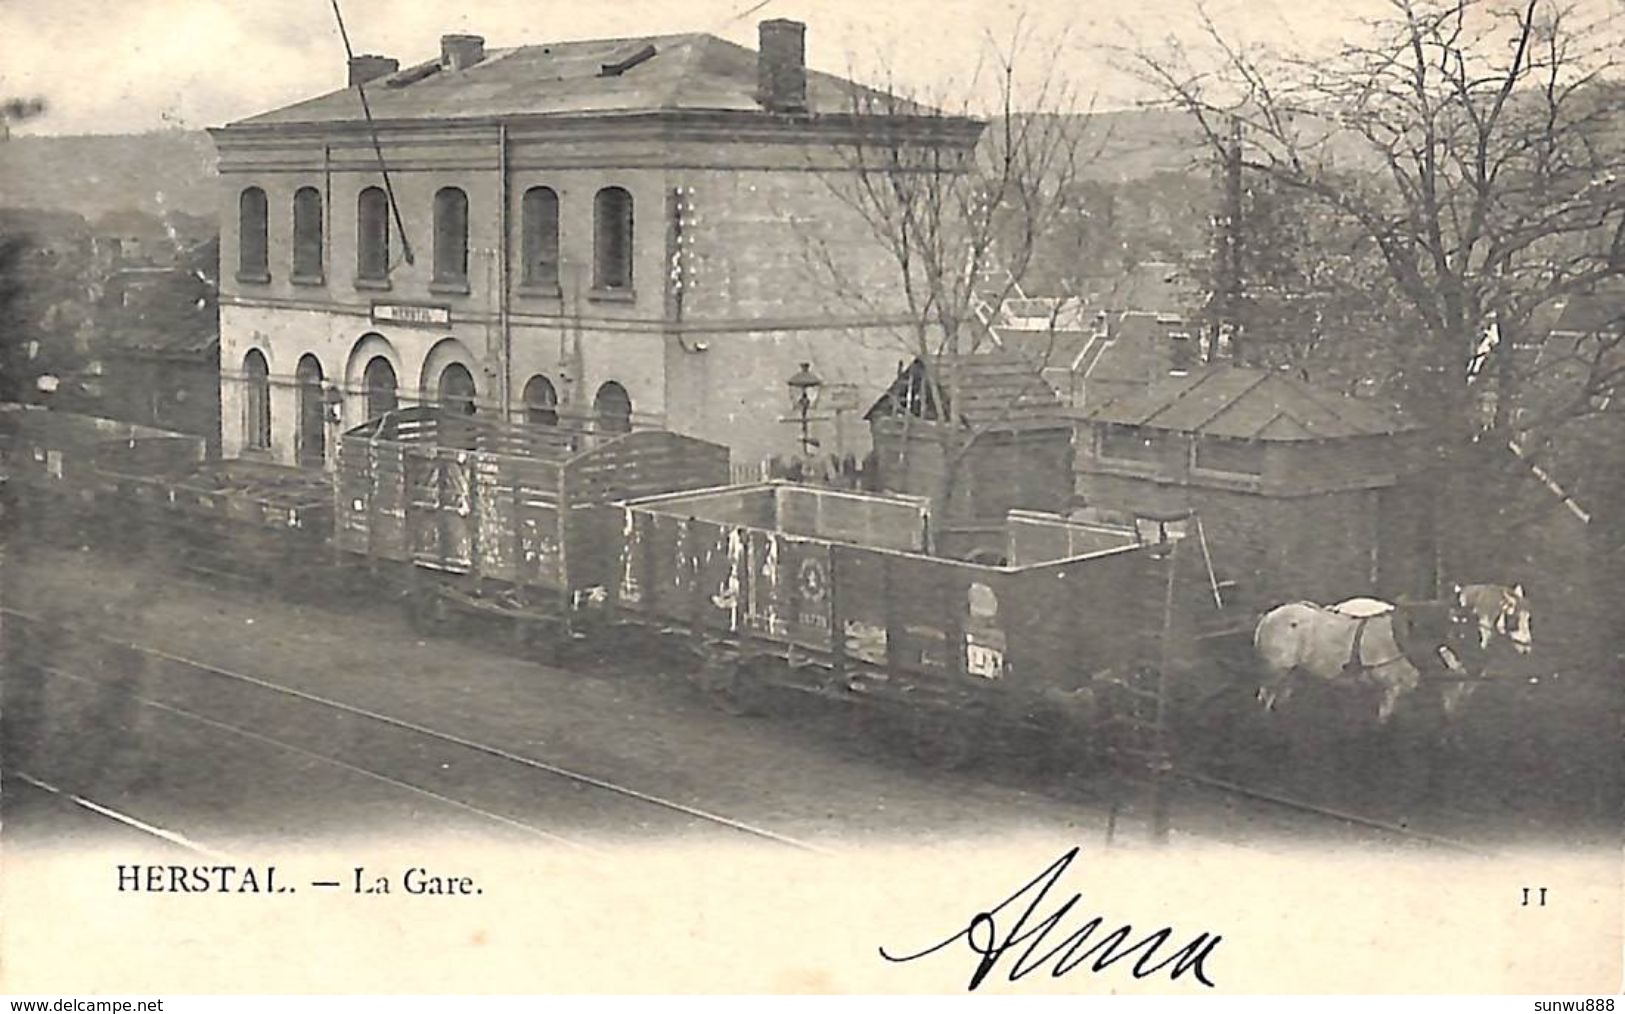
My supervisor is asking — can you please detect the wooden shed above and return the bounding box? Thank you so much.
[864,353,1074,559]
[1073,365,1434,606]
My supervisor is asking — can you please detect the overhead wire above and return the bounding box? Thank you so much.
[713,0,775,32]
[329,0,416,267]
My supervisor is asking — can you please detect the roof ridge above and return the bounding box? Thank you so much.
[1069,333,1103,373]
[1148,366,1247,430]
[1248,409,1296,440]
[642,34,713,110]
[1277,369,1357,424]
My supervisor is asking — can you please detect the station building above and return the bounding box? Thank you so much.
[209,21,981,470]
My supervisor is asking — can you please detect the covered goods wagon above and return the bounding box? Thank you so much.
[336,407,731,639]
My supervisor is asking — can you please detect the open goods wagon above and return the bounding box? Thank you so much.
[103,459,336,589]
[336,407,730,640]
[0,405,206,547]
[612,482,1183,761]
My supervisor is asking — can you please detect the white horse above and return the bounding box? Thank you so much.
[1253,599,1475,723]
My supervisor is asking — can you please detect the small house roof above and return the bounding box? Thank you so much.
[1081,364,1420,440]
[865,352,1067,431]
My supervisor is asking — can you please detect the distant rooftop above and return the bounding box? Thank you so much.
[1543,288,1625,338]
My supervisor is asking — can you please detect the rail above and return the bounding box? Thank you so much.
[1174,770,1492,855]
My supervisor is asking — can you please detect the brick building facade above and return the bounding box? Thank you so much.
[209,21,981,470]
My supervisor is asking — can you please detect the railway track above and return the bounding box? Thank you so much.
[10,771,230,857]
[1168,770,1493,855]
[3,608,825,855]
[4,565,1526,858]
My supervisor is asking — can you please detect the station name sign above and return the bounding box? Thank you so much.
[371,302,451,327]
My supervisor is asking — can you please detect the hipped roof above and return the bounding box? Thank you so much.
[1081,364,1419,441]
[228,33,950,128]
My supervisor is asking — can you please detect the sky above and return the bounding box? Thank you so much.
[0,0,1619,136]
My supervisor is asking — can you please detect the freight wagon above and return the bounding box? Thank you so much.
[609,481,1201,764]
[1,405,1226,773]
[103,460,334,590]
[335,407,731,647]
[0,405,206,549]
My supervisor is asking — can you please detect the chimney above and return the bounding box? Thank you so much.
[441,34,485,72]
[348,54,400,88]
[756,19,807,113]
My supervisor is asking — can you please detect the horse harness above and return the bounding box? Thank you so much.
[1339,608,1470,682]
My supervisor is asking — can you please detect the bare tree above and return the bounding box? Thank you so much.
[1131,0,1625,570]
[797,23,1102,532]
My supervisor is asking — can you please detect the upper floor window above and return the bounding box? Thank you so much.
[292,187,323,282]
[238,187,269,281]
[523,374,558,427]
[1097,424,1161,464]
[243,349,271,449]
[357,187,390,282]
[433,187,469,287]
[521,187,560,290]
[593,187,634,291]
[594,380,632,434]
[1192,435,1265,477]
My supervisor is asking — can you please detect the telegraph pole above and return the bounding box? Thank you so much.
[1148,532,1180,845]
[1211,117,1246,365]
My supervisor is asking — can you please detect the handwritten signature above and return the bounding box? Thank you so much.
[879,846,1222,992]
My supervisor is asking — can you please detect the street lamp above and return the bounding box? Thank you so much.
[323,386,344,426]
[786,362,822,456]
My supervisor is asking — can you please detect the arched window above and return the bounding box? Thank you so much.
[238,187,269,281]
[292,187,323,281]
[363,356,398,421]
[438,362,477,416]
[296,354,325,467]
[593,187,634,291]
[243,349,271,450]
[522,375,558,427]
[356,187,389,281]
[433,187,469,285]
[521,187,560,289]
[593,381,632,435]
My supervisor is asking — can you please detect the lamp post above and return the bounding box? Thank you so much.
[323,385,344,427]
[786,362,822,457]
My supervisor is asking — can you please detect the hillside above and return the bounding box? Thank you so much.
[0,131,219,221]
[998,107,1210,182]
[0,109,1211,223]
